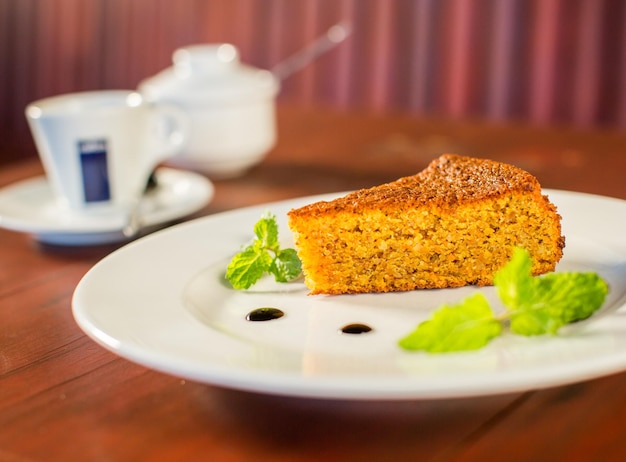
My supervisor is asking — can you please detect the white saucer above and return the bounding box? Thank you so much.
[0,168,214,245]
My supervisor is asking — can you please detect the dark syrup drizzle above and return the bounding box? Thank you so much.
[246,307,285,322]
[340,323,373,334]
[246,307,372,336]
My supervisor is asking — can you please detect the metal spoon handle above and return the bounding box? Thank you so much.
[122,200,142,238]
[271,21,352,81]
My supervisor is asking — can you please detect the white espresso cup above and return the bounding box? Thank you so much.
[25,90,189,216]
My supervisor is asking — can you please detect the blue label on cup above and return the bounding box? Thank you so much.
[78,139,111,203]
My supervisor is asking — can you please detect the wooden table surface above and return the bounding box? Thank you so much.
[2,105,626,462]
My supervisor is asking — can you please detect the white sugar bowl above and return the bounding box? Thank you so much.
[138,44,280,178]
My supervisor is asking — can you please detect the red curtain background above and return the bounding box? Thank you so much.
[1,0,625,164]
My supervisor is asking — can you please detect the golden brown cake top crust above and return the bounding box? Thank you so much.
[289,154,540,217]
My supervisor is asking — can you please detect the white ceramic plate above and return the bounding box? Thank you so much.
[0,168,213,245]
[72,190,626,400]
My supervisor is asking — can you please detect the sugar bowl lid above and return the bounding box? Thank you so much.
[138,44,279,104]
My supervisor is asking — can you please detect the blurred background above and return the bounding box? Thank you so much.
[1,0,625,166]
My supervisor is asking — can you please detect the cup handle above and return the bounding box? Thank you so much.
[148,103,190,163]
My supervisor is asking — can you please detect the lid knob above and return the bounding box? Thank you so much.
[173,44,239,77]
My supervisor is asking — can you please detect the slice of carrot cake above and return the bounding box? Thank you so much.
[287,154,565,295]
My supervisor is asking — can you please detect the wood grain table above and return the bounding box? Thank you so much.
[2,105,626,462]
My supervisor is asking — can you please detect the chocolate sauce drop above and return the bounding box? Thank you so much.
[341,323,373,334]
[246,307,285,322]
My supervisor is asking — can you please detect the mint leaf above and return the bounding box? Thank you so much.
[225,245,273,289]
[493,247,609,335]
[493,247,534,310]
[226,212,302,289]
[508,271,609,335]
[254,213,279,251]
[508,305,563,336]
[533,272,608,324]
[398,293,503,353]
[269,248,303,283]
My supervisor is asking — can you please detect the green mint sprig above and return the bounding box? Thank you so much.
[399,248,609,353]
[398,292,503,353]
[226,212,302,290]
